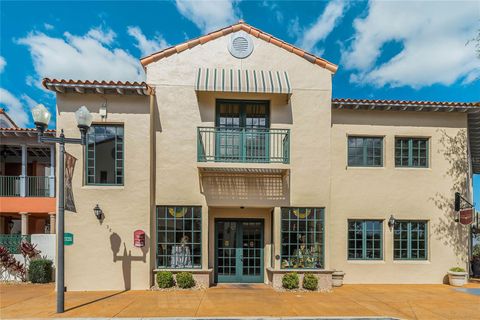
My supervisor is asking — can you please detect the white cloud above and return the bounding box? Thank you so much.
[342,1,480,88]
[175,0,240,33]
[0,56,6,73]
[295,0,347,54]
[17,26,144,83]
[0,89,30,127]
[44,23,54,30]
[127,26,170,57]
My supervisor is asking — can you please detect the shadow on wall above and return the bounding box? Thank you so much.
[109,231,149,290]
[200,171,290,207]
[430,129,469,273]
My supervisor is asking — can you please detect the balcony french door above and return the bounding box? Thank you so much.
[215,100,269,162]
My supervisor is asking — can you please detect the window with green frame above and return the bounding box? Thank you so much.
[348,136,383,167]
[348,220,383,260]
[280,207,324,269]
[156,206,202,269]
[394,220,428,260]
[86,124,124,185]
[395,137,429,167]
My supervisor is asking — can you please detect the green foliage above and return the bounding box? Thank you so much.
[282,272,299,290]
[302,273,318,291]
[449,267,466,272]
[176,272,195,289]
[156,271,174,288]
[472,244,480,258]
[28,259,52,283]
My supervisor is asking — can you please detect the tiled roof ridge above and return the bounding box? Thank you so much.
[332,98,480,107]
[140,21,338,73]
[42,78,150,87]
[0,127,56,132]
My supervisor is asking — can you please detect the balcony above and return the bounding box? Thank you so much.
[0,176,53,197]
[197,127,290,164]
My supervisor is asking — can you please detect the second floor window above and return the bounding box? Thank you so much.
[395,137,429,168]
[348,220,383,260]
[348,136,383,167]
[86,124,124,185]
[394,221,428,260]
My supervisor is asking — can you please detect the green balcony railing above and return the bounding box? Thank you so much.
[0,176,21,196]
[26,176,50,197]
[197,127,290,164]
[0,175,52,197]
[0,234,31,254]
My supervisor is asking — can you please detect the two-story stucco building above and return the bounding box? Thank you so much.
[46,21,479,291]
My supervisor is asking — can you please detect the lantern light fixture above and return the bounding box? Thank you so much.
[388,215,396,230]
[8,219,14,231]
[32,104,52,133]
[93,204,103,220]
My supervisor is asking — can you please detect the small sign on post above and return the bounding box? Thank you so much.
[64,232,74,246]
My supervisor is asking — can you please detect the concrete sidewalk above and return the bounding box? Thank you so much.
[1,283,479,319]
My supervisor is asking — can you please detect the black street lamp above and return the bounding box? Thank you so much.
[32,104,92,314]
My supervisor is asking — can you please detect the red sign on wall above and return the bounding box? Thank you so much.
[134,230,145,247]
[459,208,474,225]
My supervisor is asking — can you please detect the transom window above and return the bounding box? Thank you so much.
[394,221,428,260]
[348,220,383,260]
[156,206,202,269]
[86,125,124,185]
[395,137,429,168]
[348,136,383,167]
[281,207,325,269]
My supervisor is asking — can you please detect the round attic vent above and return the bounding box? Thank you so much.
[228,31,253,59]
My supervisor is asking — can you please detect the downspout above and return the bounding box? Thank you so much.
[149,91,156,286]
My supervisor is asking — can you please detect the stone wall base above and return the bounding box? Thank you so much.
[266,268,334,291]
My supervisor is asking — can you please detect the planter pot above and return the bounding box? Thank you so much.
[332,271,345,287]
[472,259,480,277]
[448,271,468,286]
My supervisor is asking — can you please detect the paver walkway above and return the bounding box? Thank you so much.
[1,283,479,319]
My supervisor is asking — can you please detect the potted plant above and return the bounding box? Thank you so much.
[471,244,480,278]
[448,267,468,286]
[332,271,345,287]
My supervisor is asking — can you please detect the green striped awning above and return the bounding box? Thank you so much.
[195,68,292,94]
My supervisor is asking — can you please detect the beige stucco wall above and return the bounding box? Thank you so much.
[149,32,333,274]
[330,109,470,283]
[56,94,152,291]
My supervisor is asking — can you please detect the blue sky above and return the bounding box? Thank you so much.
[0,0,479,206]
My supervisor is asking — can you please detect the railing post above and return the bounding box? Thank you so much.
[20,145,27,197]
[49,144,55,197]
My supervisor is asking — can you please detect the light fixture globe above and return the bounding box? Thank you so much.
[75,106,93,130]
[32,104,51,132]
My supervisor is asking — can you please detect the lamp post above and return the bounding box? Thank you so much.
[32,104,92,314]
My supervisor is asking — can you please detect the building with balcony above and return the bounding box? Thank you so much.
[48,21,479,291]
[0,108,56,254]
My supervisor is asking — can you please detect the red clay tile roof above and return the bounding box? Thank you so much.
[42,78,154,95]
[0,127,55,133]
[140,20,338,73]
[332,98,480,107]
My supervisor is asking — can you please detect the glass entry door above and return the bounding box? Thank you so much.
[215,219,264,283]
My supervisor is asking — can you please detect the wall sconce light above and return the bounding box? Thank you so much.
[388,215,396,230]
[8,219,14,231]
[99,103,107,119]
[93,204,103,220]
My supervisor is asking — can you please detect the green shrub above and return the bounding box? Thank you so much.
[28,259,53,283]
[176,272,195,289]
[282,272,299,290]
[156,271,174,288]
[449,267,466,272]
[302,273,318,291]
